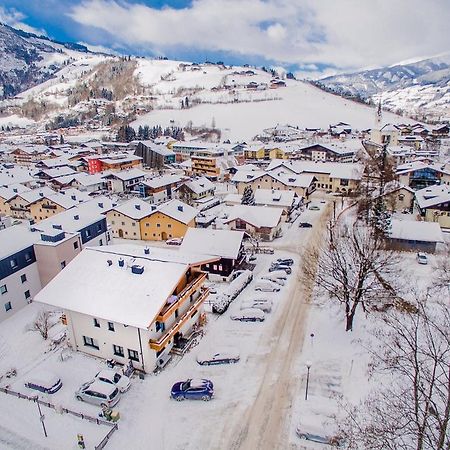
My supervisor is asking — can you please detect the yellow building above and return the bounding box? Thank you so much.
[29,194,79,223]
[140,200,197,241]
[244,145,265,160]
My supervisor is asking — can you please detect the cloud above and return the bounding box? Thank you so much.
[77,41,121,55]
[0,6,47,36]
[68,0,450,72]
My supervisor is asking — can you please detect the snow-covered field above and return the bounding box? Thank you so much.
[0,197,442,450]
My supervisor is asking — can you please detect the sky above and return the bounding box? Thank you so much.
[0,0,449,78]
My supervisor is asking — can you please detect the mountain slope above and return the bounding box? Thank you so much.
[314,55,450,118]
[0,23,93,99]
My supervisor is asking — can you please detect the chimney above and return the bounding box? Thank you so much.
[131,264,144,274]
[39,192,44,197]
[135,204,141,210]
[74,214,79,220]
[144,247,150,255]
[177,205,184,212]
[71,195,76,200]
[98,202,104,208]
[151,205,157,211]
[118,258,125,267]
[107,260,113,266]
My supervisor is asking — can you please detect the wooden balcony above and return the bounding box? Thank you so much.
[157,272,206,321]
[149,288,209,351]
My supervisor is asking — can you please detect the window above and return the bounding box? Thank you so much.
[398,194,405,201]
[97,223,102,231]
[24,290,30,300]
[113,344,124,357]
[168,224,172,228]
[73,241,79,250]
[157,223,160,228]
[111,220,115,225]
[94,318,100,328]
[121,222,125,226]
[132,222,136,227]
[108,322,115,332]
[155,321,165,332]
[0,285,7,295]
[20,274,27,283]
[86,229,91,238]
[4,302,12,312]
[83,336,99,349]
[128,349,139,361]
[60,261,66,269]
[145,223,149,227]
[10,258,18,269]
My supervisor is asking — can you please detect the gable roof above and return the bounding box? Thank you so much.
[415,184,450,209]
[225,205,283,228]
[112,198,156,220]
[389,219,444,243]
[157,199,198,224]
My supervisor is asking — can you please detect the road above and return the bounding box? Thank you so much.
[216,203,331,450]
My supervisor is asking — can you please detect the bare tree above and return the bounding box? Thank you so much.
[303,221,398,331]
[434,249,450,293]
[32,310,52,340]
[341,295,450,450]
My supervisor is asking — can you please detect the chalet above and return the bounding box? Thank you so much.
[138,174,186,203]
[103,168,147,193]
[415,184,450,229]
[297,143,356,162]
[176,176,216,204]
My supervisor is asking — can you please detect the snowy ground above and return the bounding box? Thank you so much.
[0,195,444,449]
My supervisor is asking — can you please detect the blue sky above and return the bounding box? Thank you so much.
[1,0,449,78]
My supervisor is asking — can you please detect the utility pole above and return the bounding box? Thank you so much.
[305,361,312,400]
[35,397,48,438]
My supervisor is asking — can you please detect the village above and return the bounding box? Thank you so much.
[0,96,449,450]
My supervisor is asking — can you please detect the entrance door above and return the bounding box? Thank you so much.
[161,231,167,241]
[118,229,124,238]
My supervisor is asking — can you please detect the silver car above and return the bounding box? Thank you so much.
[75,380,121,408]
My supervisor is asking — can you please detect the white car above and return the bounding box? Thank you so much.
[231,308,265,322]
[196,348,240,365]
[263,271,287,281]
[94,369,131,393]
[166,238,183,246]
[416,252,428,265]
[76,380,121,408]
[241,299,273,313]
[254,280,281,292]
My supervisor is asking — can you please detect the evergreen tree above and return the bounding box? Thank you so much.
[137,125,143,139]
[59,135,64,144]
[185,96,189,108]
[142,125,150,140]
[371,197,392,237]
[241,185,255,205]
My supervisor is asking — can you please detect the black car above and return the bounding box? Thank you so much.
[274,258,294,266]
[299,222,313,228]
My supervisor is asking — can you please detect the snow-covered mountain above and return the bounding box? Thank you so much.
[314,55,450,118]
[0,22,97,99]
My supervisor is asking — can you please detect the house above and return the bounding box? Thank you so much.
[396,161,450,190]
[107,198,156,240]
[0,226,41,322]
[86,154,142,174]
[379,184,415,212]
[191,149,238,181]
[137,174,186,203]
[10,145,52,165]
[134,141,176,168]
[370,124,401,146]
[140,199,197,241]
[0,184,30,216]
[415,184,450,229]
[176,177,216,204]
[387,219,444,253]
[34,246,217,372]
[103,168,147,193]
[72,172,107,193]
[297,143,356,162]
[7,187,56,219]
[179,228,245,280]
[0,166,35,187]
[224,205,283,241]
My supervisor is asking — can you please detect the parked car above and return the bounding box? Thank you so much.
[261,276,285,286]
[248,255,257,262]
[75,380,121,408]
[308,205,320,211]
[94,369,131,393]
[171,378,214,401]
[166,237,183,246]
[254,280,281,292]
[296,426,344,446]
[196,348,240,365]
[231,308,265,322]
[299,222,313,228]
[417,252,428,265]
[263,271,287,280]
[275,258,294,266]
[269,265,292,275]
[241,299,273,313]
[25,371,62,394]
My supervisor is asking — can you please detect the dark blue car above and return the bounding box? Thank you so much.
[171,378,214,401]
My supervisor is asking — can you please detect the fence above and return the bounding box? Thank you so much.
[0,386,119,449]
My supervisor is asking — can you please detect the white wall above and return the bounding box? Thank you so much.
[0,262,42,323]
[82,231,111,248]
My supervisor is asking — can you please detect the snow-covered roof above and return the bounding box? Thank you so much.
[225,204,283,228]
[10,186,56,205]
[254,188,295,207]
[103,168,146,181]
[112,198,156,219]
[0,184,30,201]
[415,184,450,209]
[34,247,189,329]
[396,161,450,176]
[182,176,216,194]
[389,219,444,243]
[180,228,244,259]
[0,167,34,186]
[0,225,40,260]
[141,174,184,189]
[39,167,78,179]
[157,199,198,224]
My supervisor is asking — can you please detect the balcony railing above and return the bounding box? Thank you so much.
[157,272,206,321]
[149,288,209,351]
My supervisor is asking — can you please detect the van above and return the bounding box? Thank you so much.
[254,280,281,292]
[25,371,63,394]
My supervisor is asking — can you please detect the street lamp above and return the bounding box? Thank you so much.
[305,361,312,401]
[34,396,48,437]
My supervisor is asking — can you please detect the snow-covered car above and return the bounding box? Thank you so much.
[166,238,183,246]
[296,426,344,447]
[196,348,240,365]
[269,264,292,274]
[308,205,320,211]
[254,280,281,292]
[25,371,62,394]
[94,369,131,393]
[241,299,273,313]
[274,258,294,266]
[231,308,265,322]
[417,252,428,265]
[263,271,287,281]
[75,380,121,408]
[299,222,313,228]
[261,275,285,286]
